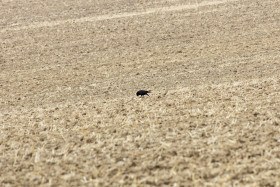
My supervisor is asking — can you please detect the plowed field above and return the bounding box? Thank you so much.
[1,0,280,186]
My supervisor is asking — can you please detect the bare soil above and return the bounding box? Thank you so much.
[1,0,280,186]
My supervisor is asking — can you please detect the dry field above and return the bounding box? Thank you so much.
[1,0,280,186]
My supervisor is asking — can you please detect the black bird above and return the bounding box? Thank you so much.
[136,90,151,97]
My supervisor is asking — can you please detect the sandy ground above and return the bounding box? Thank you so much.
[1,0,280,186]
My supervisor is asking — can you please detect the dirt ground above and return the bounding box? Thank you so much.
[1,0,280,186]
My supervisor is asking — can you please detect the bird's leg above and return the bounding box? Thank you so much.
[140,0,146,12]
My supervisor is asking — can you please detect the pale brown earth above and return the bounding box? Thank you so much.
[1,0,280,186]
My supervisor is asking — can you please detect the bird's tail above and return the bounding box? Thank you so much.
[147,90,152,93]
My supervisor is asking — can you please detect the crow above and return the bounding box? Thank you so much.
[136,90,151,97]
